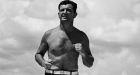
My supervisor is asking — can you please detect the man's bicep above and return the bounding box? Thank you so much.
[37,42,48,55]
[82,34,92,55]
[36,33,49,56]
[83,42,92,55]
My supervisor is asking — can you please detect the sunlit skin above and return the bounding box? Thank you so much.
[35,3,94,75]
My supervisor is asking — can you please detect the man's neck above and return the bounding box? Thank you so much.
[60,21,75,33]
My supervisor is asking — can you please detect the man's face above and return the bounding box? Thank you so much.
[58,4,77,21]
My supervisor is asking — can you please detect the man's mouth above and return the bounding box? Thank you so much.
[61,15,68,20]
[61,16,67,18]
[62,14,68,17]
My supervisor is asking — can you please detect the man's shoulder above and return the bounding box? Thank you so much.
[45,27,59,34]
[75,28,86,36]
[44,27,58,37]
[74,28,89,40]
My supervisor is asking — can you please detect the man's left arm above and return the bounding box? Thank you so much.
[75,33,94,67]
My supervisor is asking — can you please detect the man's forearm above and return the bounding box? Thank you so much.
[35,54,45,67]
[80,52,94,67]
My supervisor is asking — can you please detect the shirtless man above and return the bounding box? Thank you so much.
[35,0,94,75]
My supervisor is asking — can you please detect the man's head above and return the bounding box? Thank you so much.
[58,0,77,21]
[58,0,77,14]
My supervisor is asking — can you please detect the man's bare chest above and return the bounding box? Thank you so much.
[47,31,74,51]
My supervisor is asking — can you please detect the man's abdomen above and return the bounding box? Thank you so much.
[48,52,79,71]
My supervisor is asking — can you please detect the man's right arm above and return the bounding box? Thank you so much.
[35,32,49,67]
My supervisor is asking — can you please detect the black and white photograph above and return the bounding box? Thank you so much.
[0,0,140,75]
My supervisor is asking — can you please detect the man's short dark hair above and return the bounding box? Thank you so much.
[58,0,77,13]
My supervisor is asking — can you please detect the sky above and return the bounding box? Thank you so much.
[0,0,140,75]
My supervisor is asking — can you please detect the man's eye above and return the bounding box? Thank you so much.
[59,9,72,13]
[60,9,64,11]
[67,9,72,12]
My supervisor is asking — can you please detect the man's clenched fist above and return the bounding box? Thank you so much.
[74,43,82,53]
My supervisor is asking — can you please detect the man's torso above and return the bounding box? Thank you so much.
[45,26,84,71]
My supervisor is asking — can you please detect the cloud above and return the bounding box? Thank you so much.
[91,0,138,19]
[90,18,140,43]
[24,0,59,19]
[0,37,20,50]
[0,51,43,75]
[121,71,128,75]
[12,15,58,33]
[136,65,140,68]
[133,2,140,15]
[0,0,29,19]
[92,48,138,75]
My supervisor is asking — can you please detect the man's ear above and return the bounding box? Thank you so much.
[74,12,77,18]
[58,12,60,17]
